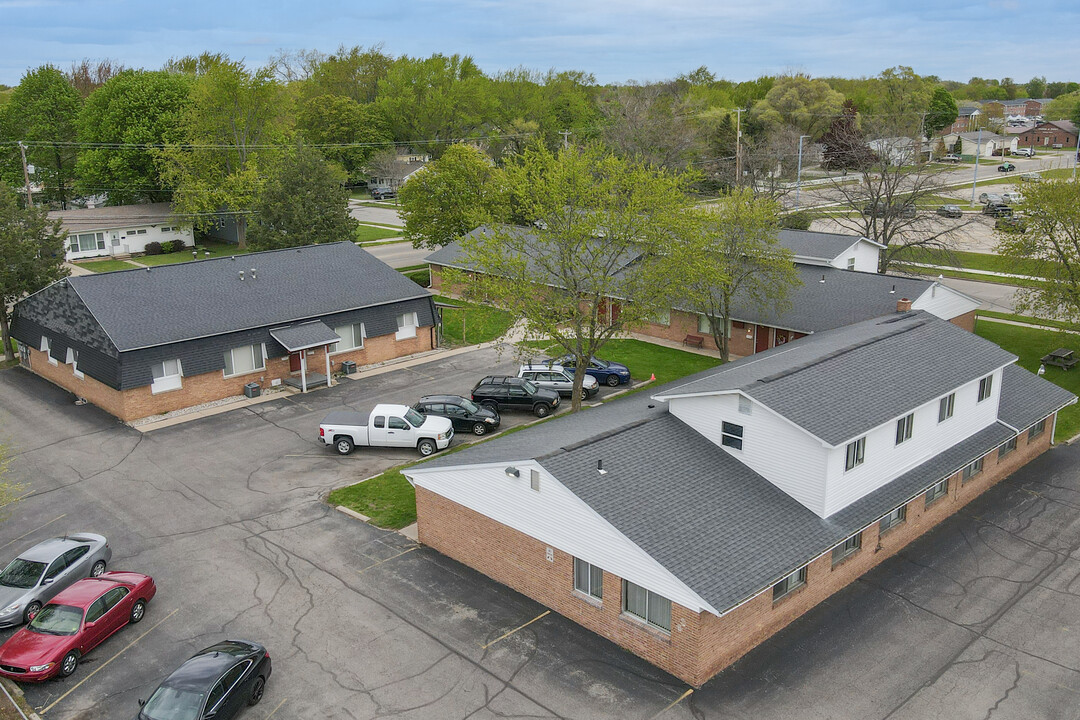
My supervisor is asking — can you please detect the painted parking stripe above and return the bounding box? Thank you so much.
[41,607,178,715]
[479,610,550,650]
[0,515,67,551]
[356,546,419,574]
[647,688,694,719]
[263,697,288,718]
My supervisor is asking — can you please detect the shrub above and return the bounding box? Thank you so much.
[171,236,185,252]
[161,241,175,254]
[780,211,813,230]
[144,241,163,256]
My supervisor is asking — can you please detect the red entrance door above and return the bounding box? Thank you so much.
[755,326,770,353]
[289,352,301,372]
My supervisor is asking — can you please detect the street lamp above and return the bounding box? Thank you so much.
[795,135,812,210]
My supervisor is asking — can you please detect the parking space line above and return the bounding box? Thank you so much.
[263,697,287,718]
[356,546,418,574]
[479,610,550,650]
[40,607,178,715]
[0,514,67,551]
[647,688,693,719]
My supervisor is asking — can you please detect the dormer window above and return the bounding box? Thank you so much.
[845,437,865,471]
[721,422,743,450]
[978,375,993,402]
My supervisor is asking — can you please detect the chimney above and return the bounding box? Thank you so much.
[897,297,912,312]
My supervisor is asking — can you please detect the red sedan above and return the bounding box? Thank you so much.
[0,571,156,682]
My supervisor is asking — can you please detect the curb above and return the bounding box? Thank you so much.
[1,678,40,720]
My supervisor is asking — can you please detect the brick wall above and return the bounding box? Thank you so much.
[26,328,435,422]
[417,416,1055,687]
[950,310,976,332]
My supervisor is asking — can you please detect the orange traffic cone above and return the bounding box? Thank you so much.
[649,373,656,381]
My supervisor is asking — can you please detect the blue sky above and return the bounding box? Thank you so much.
[1,0,1077,86]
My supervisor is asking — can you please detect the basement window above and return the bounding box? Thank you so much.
[1028,418,1047,442]
[998,437,1017,459]
[961,457,984,484]
[773,566,807,601]
[925,478,949,506]
[831,532,862,565]
[880,505,907,533]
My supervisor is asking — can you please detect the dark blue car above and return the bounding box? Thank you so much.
[547,355,631,387]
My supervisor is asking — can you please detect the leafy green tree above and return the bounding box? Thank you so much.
[158,61,290,248]
[0,182,68,361]
[599,83,704,170]
[76,70,193,204]
[1045,92,1080,121]
[924,87,959,136]
[876,66,933,134]
[444,143,693,410]
[678,190,800,361]
[304,45,393,103]
[247,144,357,250]
[1047,82,1080,99]
[399,144,506,250]
[0,66,81,208]
[297,94,391,184]
[1026,76,1047,98]
[996,181,1080,322]
[750,74,844,138]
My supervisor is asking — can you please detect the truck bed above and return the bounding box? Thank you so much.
[321,411,368,427]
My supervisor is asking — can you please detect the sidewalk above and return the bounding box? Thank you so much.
[901,262,1042,282]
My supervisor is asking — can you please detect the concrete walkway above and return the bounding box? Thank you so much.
[903,261,1042,282]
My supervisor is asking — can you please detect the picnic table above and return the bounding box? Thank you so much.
[1040,348,1079,370]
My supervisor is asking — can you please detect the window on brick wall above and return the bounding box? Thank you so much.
[151,359,183,393]
[998,437,1017,459]
[573,558,603,601]
[1028,418,1047,442]
[773,566,807,601]
[831,532,862,565]
[395,312,418,340]
[330,323,365,353]
[223,344,265,377]
[622,580,671,631]
[925,478,949,506]
[880,505,906,533]
[961,457,984,483]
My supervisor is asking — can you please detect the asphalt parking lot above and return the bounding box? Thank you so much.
[3,347,1080,718]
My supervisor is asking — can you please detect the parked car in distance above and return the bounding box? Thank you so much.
[544,354,632,387]
[940,154,961,163]
[0,534,111,629]
[995,215,1027,233]
[998,162,1016,172]
[519,364,599,400]
[862,201,916,218]
[978,192,1004,205]
[1013,147,1036,157]
[369,186,396,200]
[138,640,271,720]
[471,377,561,417]
[1002,191,1024,204]
[1020,172,1042,182]
[319,404,453,457]
[982,203,1013,217]
[0,572,156,682]
[936,204,963,218]
[413,395,500,436]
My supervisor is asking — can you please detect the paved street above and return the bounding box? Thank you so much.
[3,348,1080,718]
[349,202,403,228]
[364,240,431,269]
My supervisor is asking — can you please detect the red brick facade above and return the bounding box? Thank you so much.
[1017,122,1078,148]
[417,417,1055,686]
[24,327,435,422]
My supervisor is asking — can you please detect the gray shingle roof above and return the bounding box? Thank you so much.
[64,242,430,351]
[775,229,870,262]
[411,342,1067,613]
[269,321,341,352]
[998,363,1078,430]
[48,203,179,234]
[657,312,1017,445]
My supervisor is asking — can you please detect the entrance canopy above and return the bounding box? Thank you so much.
[270,321,341,352]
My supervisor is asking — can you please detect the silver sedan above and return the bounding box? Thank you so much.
[0,534,111,628]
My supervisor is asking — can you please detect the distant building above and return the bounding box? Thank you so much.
[50,203,192,262]
[1016,120,1078,149]
[943,107,981,134]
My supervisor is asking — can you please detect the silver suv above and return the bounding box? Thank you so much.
[518,364,599,400]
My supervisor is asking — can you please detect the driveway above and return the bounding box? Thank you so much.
[2,350,1080,718]
[364,240,432,269]
[349,203,403,228]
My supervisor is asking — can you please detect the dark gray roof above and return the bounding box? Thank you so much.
[269,321,341,352]
[657,312,1017,445]
[775,229,870,262]
[998,363,1077,430]
[63,242,429,351]
[48,202,178,234]
[412,349,1061,612]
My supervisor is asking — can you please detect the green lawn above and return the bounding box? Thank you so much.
[77,259,140,273]
[977,310,1080,332]
[893,248,1046,276]
[355,225,403,243]
[403,269,430,287]
[328,468,417,529]
[895,265,1046,289]
[435,295,515,346]
[975,318,1080,441]
[137,240,249,266]
[520,337,722,386]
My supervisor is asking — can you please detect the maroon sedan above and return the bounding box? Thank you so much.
[0,571,156,682]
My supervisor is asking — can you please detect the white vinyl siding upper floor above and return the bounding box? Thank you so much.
[667,393,830,516]
[404,461,717,616]
[912,283,979,323]
[827,239,880,273]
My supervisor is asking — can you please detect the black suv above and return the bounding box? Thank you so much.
[982,202,1013,217]
[413,395,501,436]
[471,376,561,417]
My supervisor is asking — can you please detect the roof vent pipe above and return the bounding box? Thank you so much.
[890,284,896,294]
[251,268,257,280]
[239,270,245,281]
[597,459,607,475]
[819,274,826,284]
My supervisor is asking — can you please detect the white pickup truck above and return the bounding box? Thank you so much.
[319,404,454,457]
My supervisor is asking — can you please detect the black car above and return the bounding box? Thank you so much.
[138,640,271,720]
[936,204,962,219]
[982,202,1013,217]
[997,162,1016,172]
[370,186,396,200]
[471,376,561,417]
[414,395,501,436]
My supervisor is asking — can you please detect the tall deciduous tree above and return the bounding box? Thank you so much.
[996,181,1080,322]
[399,144,505,250]
[598,83,704,170]
[247,144,357,250]
[0,182,68,361]
[820,100,875,170]
[0,66,81,208]
[296,94,391,185]
[76,70,194,204]
[158,61,289,248]
[924,87,959,136]
[444,143,692,410]
[750,74,844,138]
[678,190,800,361]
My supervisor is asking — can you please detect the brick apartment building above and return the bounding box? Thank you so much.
[11,242,436,421]
[1016,120,1078,148]
[427,226,978,357]
[405,311,1075,686]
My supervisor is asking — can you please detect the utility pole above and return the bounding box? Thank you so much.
[558,130,571,149]
[734,108,743,186]
[970,128,982,207]
[18,141,33,207]
[795,135,811,209]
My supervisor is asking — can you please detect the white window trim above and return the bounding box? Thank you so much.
[330,323,366,355]
[41,337,58,366]
[66,348,84,379]
[573,558,603,603]
[151,359,183,394]
[845,436,865,471]
[621,580,672,633]
[223,343,266,378]
[395,312,418,341]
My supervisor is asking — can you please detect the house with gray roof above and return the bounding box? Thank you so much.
[427,226,978,357]
[404,310,1075,686]
[11,242,436,421]
[49,203,193,262]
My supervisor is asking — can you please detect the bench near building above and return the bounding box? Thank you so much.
[11,242,436,421]
[404,310,1075,686]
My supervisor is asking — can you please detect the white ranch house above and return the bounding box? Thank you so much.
[50,203,193,262]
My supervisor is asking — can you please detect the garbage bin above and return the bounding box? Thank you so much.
[243,382,261,398]
[341,360,357,375]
